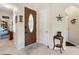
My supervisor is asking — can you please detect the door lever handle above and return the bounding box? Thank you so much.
[25,26,27,28]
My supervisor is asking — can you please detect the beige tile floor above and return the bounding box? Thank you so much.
[0,38,79,55]
[0,38,16,55]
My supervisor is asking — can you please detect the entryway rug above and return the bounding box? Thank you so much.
[66,42,75,46]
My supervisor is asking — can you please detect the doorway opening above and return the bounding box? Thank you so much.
[65,6,79,46]
[0,4,17,54]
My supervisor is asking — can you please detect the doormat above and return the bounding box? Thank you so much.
[66,42,75,46]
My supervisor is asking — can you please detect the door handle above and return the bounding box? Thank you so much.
[25,26,27,29]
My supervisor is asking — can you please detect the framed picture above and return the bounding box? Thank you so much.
[2,16,9,19]
[19,15,23,22]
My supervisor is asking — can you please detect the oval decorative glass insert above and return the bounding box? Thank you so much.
[28,14,34,32]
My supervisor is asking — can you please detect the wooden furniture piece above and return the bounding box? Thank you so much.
[53,31,64,53]
[8,31,13,40]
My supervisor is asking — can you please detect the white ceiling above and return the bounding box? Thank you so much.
[0,4,13,14]
[0,3,79,15]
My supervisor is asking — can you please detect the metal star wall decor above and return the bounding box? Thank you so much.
[56,14,63,21]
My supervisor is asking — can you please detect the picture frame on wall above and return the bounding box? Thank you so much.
[2,16,10,19]
[19,15,23,22]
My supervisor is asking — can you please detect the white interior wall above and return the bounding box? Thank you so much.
[15,5,25,49]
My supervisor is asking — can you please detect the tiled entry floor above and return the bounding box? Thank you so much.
[17,43,79,55]
[0,38,15,55]
[0,39,79,55]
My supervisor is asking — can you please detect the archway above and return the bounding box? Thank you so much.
[65,6,79,46]
[0,4,17,54]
